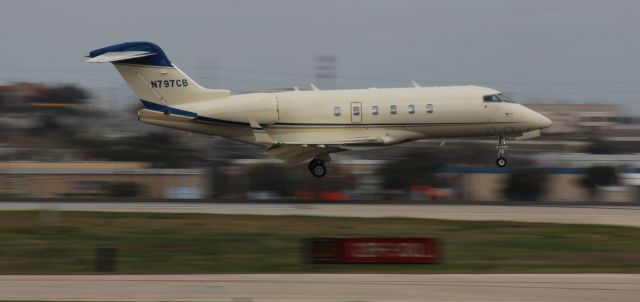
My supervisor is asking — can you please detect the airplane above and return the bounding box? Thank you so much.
[87,41,552,178]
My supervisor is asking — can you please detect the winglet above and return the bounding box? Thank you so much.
[411,81,421,88]
[310,84,319,91]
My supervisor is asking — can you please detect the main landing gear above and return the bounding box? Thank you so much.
[496,135,508,167]
[308,158,327,178]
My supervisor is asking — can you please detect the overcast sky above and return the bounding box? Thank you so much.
[1,0,639,114]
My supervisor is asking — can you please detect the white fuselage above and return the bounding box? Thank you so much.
[139,85,551,148]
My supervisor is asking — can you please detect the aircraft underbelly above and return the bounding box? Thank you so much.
[268,126,421,146]
[266,121,511,144]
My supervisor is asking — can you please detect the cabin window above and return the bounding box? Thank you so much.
[334,106,341,116]
[390,105,397,115]
[427,104,433,113]
[372,105,379,115]
[408,104,415,114]
[352,105,361,116]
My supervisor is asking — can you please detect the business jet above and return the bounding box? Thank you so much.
[87,42,552,178]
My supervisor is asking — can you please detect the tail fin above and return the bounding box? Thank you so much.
[86,42,229,107]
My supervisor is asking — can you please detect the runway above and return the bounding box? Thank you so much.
[1,201,640,227]
[0,274,638,302]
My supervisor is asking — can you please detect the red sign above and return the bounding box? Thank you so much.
[339,238,439,263]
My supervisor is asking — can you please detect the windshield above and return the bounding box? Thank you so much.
[483,93,516,103]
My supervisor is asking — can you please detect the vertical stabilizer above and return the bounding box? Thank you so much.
[86,41,229,107]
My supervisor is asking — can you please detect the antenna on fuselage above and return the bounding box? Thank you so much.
[411,81,421,88]
[310,84,319,91]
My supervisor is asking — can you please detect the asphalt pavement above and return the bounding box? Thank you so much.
[1,201,640,227]
[0,274,638,302]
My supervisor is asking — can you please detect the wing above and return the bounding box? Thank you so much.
[266,145,343,163]
[278,136,386,148]
[265,136,386,163]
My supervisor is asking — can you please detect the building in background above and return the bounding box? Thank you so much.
[0,162,207,199]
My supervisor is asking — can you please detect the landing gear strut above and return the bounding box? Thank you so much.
[496,135,508,167]
[308,158,327,178]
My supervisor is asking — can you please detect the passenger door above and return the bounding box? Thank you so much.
[351,102,362,123]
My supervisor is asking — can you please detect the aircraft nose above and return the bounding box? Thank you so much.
[524,106,552,129]
[537,114,552,129]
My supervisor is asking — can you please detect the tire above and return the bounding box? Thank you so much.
[308,159,318,172]
[311,163,327,178]
[496,157,507,167]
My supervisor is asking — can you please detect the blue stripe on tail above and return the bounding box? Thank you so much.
[88,41,172,67]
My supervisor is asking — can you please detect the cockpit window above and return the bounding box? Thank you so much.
[483,93,516,103]
[483,95,500,102]
[497,94,515,103]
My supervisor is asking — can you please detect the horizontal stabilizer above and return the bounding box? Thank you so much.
[86,51,156,63]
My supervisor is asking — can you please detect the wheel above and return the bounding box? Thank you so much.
[308,159,318,172]
[309,161,327,178]
[496,157,507,167]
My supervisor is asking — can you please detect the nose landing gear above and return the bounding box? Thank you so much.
[496,156,507,167]
[496,135,508,167]
[308,158,327,178]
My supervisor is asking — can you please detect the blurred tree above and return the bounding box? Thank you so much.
[502,169,548,201]
[30,114,62,133]
[26,113,74,139]
[67,131,204,168]
[580,166,618,199]
[36,85,90,104]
